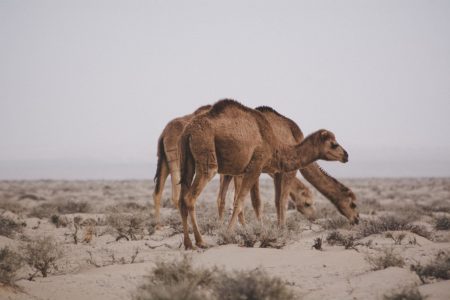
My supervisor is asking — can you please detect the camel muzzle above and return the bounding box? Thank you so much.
[342,150,349,163]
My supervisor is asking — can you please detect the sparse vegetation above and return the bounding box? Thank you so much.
[358,215,432,239]
[0,246,23,285]
[134,257,295,300]
[385,232,407,245]
[0,215,24,237]
[326,231,361,250]
[50,214,69,228]
[312,237,323,250]
[106,213,149,241]
[0,201,24,214]
[434,215,450,230]
[21,236,63,279]
[106,202,151,214]
[28,200,91,219]
[366,248,405,270]
[411,251,450,282]
[383,288,425,300]
[321,216,349,230]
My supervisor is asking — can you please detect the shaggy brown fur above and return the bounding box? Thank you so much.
[179,99,350,249]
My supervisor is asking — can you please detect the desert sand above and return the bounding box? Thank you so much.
[0,178,449,299]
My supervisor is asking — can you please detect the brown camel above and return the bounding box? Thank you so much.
[153,105,315,225]
[217,106,359,226]
[179,99,350,249]
[153,105,211,224]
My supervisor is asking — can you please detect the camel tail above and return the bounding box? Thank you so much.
[179,133,194,187]
[153,135,165,194]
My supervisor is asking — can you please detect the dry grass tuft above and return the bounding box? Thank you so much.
[0,246,23,285]
[106,213,153,241]
[0,201,24,214]
[0,215,24,238]
[28,200,91,218]
[366,248,405,270]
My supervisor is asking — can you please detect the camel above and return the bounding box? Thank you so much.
[153,106,315,225]
[178,99,351,249]
[153,105,211,224]
[217,106,359,226]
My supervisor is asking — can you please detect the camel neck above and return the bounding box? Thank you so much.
[277,137,319,172]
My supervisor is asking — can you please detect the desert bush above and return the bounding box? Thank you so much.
[215,268,295,300]
[0,246,23,285]
[28,203,59,218]
[0,215,23,237]
[385,232,406,245]
[106,202,150,214]
[217,222,289,249]
[383,288,425,300]
[50,214,69,228]
[321,216,349,230]
[163,211,184,235]
[134,257,295,300]
[0,201,24,214]
[57,200,91,214]
[366,248,405,270]
[106,213,148,240]
[20,236,63,279]
[411,251,450,282]
[358,215,431,239]
[434,215,450,230]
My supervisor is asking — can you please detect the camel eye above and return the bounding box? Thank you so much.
[331,143,339,149]
[304,203,311,207]
[350,202,357,209]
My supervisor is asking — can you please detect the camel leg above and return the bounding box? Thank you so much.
[227,169,262,233]
[186,167,217,248]
[273,173,283,225]
[250,179,263,222]
[232,176,246,225]
[216,175,232,221]
[179,160,195,250]
[278,173,295,226]
[153,159,170,227]
[168,162,181,209]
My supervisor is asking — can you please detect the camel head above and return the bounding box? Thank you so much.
[290,185,316,221]
[336,189,360,225]
[316,130,348,163]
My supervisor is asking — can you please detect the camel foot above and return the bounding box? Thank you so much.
[184,239,196,250]
[195,241,209,249]
[155,223,163,230]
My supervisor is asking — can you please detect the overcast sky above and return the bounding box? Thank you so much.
[1,0,449,179]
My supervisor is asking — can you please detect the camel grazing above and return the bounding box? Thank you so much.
[153,105,315,225]
[216,106,359,226]
[153,105,211,224]
[179,99,350,249]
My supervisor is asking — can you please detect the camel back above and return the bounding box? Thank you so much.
[255,106,304,143]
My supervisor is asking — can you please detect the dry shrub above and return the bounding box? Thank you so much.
[366,248,405,270]
[321,216,349,230]
[50,214,69,228]
[163,211,184,235]
[57,200,91,214]
[383,288,425,300]
[28,201,91,219]
[411,251,450,282]
[134,257,295,300]
[217,222,289,249]
[434,215,450,230]
[358,215,431,239]
[106,213,150,240]
[0,246,23,285]
[0,201,24,214]
[215,268,295,300]
[0,215,24,238]
[21,236,63,279]
[106,202,150,214]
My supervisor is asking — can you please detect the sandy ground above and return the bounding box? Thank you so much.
[0,178,449,299]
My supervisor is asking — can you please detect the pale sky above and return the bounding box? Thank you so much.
[1,0,449,179]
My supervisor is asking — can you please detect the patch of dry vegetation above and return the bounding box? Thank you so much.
[0,201,24,214]
[217,221,289,249]
[366,248,405,270]
[411,251,450,283]
[134,257,295,300]
[0,215,24,238]
[358,215,432,239]
[434,215,450,230]
[0,246,23,286]
[326,231,362,250]
[106,213,155,241]
[20,236,63,279]
[28,200,92,218]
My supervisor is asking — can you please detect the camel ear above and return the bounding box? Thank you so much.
[320,130,330,141]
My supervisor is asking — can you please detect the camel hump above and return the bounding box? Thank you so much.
[193,104,212,115]
[208,99,255,117]
[255,105,304,142]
